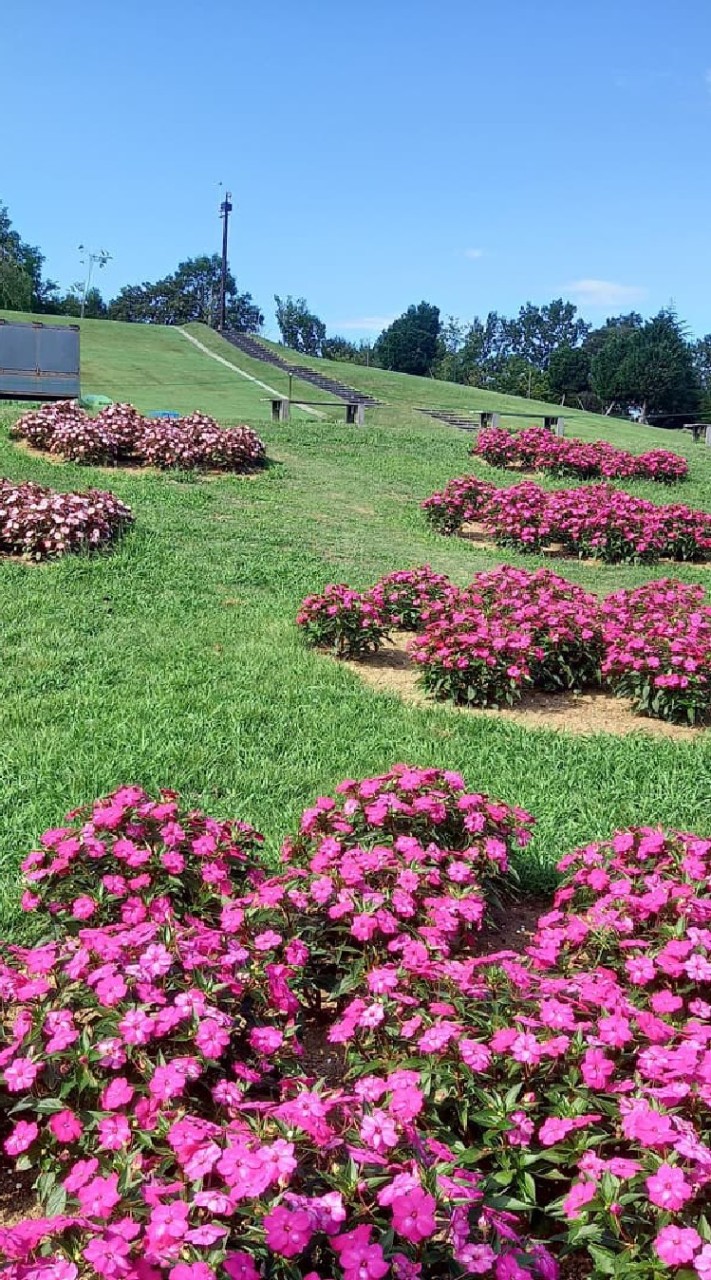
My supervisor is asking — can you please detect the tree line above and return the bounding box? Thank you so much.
[1,197,709,424]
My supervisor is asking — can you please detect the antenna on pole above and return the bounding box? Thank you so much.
[218,188,233,333]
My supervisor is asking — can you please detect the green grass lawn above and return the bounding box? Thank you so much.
[0,317,710,940]
[0,312,320,421]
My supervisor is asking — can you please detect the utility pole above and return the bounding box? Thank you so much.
[77,246,111,319]
[219,191,232,333]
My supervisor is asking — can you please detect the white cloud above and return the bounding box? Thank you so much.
[705,68,711,94]
[464,248,484,259]
[563,278,648,308]
[335,315,396,332]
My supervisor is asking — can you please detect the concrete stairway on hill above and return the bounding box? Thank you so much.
[222,332,380,406]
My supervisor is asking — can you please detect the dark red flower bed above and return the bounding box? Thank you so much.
[10,402,266,473]
[0,477,133,560]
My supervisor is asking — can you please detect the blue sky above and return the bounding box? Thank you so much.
[4,0,710,338]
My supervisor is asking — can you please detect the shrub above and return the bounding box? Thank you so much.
[602,579,711,724]
[0,479,133,560]
[330,825,711,1280]
[296,584,388,658]
[368,566,454,630]
[274,763,533,994]
[5,776,711,1278]
[0,773,545,1280]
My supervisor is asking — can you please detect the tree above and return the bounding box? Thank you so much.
[108,255,263,331]
[507,300,590,371]
[0,255,32,310]
[322,335,360,361]
[547,345,592,404]
[56,286,108,319]
[0,201,58,312]
[273,295,326,355]
[692,336,711,415]
[590,309,700,422]
[374,302,441,376]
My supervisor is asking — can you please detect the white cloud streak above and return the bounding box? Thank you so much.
[563,279,648,308]
[335,316,396,332]
[464,248,484,259]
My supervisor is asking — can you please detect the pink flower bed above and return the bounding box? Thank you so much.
[11,402,266,473]
[296,584,388,657]
[601,580,711,724]
[422,477,711,564]
[473,425,689,483]
[0,477,133,560]
[297,566,711,723]
[2,774,711,1279]
[409,567,603,707]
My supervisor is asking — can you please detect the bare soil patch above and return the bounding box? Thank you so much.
[341,633,705,740]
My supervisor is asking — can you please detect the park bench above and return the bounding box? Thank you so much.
[265,398,366,425]
[684,423,711,445]
[415,408,565,435]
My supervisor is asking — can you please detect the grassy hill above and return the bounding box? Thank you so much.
[0,313,709,939]
[0,312,318,421]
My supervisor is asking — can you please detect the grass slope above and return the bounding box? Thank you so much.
[0,311,317,421]
[0,371,710,938]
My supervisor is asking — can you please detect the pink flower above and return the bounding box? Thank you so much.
[248,1026,284,1056]
[71,895,97,919]
[170,1266,215,1280]
[646,1163,693,1211]
[263,1206,313,1258]
[223,1254,260,1280]
[254,930,282,952]
[562,1181,596,1219]
[100,1077,134,1110]
[391,1188,437,1243]
[77,1173,121,1218]
[97,1115,131,1150]
[4,1057,40,1092]
[4,1120,38,1155]
[360,1109,399,1151]
[655,1225,701,1267]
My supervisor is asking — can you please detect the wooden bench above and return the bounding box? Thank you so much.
[482,411,565,435]
[265,398,366,425]
[684,423,711,445]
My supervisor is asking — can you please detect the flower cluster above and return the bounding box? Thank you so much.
[327,825,711,1280]
[409,566,603,707]
[0,771,548,1280]
[601,579,711,724]
[473,425,689,483]
[0,477,133,560]
[297,565,710,723]
[423,477,711,563]
[421,475,495,535]
[296,584,388,658]
[367,566,453,630]
[11,402,266,473]
[19,784,264,928]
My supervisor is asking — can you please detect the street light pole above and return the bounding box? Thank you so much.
[219,191,232,333]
